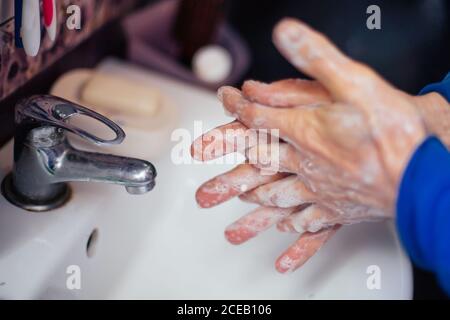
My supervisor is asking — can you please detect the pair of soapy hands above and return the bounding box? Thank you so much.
[191,18,450,273]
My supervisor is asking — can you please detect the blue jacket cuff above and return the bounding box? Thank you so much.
[419,72,450,102]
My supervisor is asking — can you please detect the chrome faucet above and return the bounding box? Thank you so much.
[1,95,157,212]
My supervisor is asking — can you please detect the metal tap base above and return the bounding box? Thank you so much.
[1,173,71,212]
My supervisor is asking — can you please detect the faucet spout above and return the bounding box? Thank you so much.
[57,146,157,194]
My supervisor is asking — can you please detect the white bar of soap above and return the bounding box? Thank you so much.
[81,72,161,117]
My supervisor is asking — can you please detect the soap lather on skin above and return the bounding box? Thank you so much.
[195,163,287,208]
[193,17,450,275]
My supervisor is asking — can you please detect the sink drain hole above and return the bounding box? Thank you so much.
[86,228,99,258]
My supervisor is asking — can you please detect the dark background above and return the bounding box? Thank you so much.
[227,0,449,299]
[228,0,450,93]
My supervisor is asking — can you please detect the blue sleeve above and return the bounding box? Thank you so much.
[397,72,450,295]
[397,137,450,295]
[419,72,450,97]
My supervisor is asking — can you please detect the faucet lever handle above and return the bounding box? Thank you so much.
[17,95,126,146]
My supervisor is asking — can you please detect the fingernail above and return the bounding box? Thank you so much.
[276,255,296,274]
[273,19,309,67]
[217,86,226,102]
[277,26,299,46]
[218,86,239,101]
[274,18,304,39]
[225,226,254,245]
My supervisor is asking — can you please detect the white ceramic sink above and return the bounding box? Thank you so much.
[0,59,412,299]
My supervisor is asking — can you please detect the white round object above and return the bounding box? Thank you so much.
[192,45,233,84]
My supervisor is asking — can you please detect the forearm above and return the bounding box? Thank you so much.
[397,72,450,295]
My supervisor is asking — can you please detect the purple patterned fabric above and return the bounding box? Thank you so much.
[0,0,137,101]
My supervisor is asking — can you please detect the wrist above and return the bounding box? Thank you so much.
[414,92,450,147]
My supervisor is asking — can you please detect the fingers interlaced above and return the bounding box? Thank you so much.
[192,18,378,273]
[191,120,253,162]
[246,142,303,174]
[191,17,423,274]
[277,204,338,233]
[242,79,331,108]
[219,86,299,141]
[238,175,316,208]
[195,163,288,208]
[225,206,301,245]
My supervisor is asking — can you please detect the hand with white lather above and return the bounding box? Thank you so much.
[191,18,450,273]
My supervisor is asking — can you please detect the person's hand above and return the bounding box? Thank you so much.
[192,81,450,271]
[207,18,431,214]
[191,18,450,272]
[191,120,340,272]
